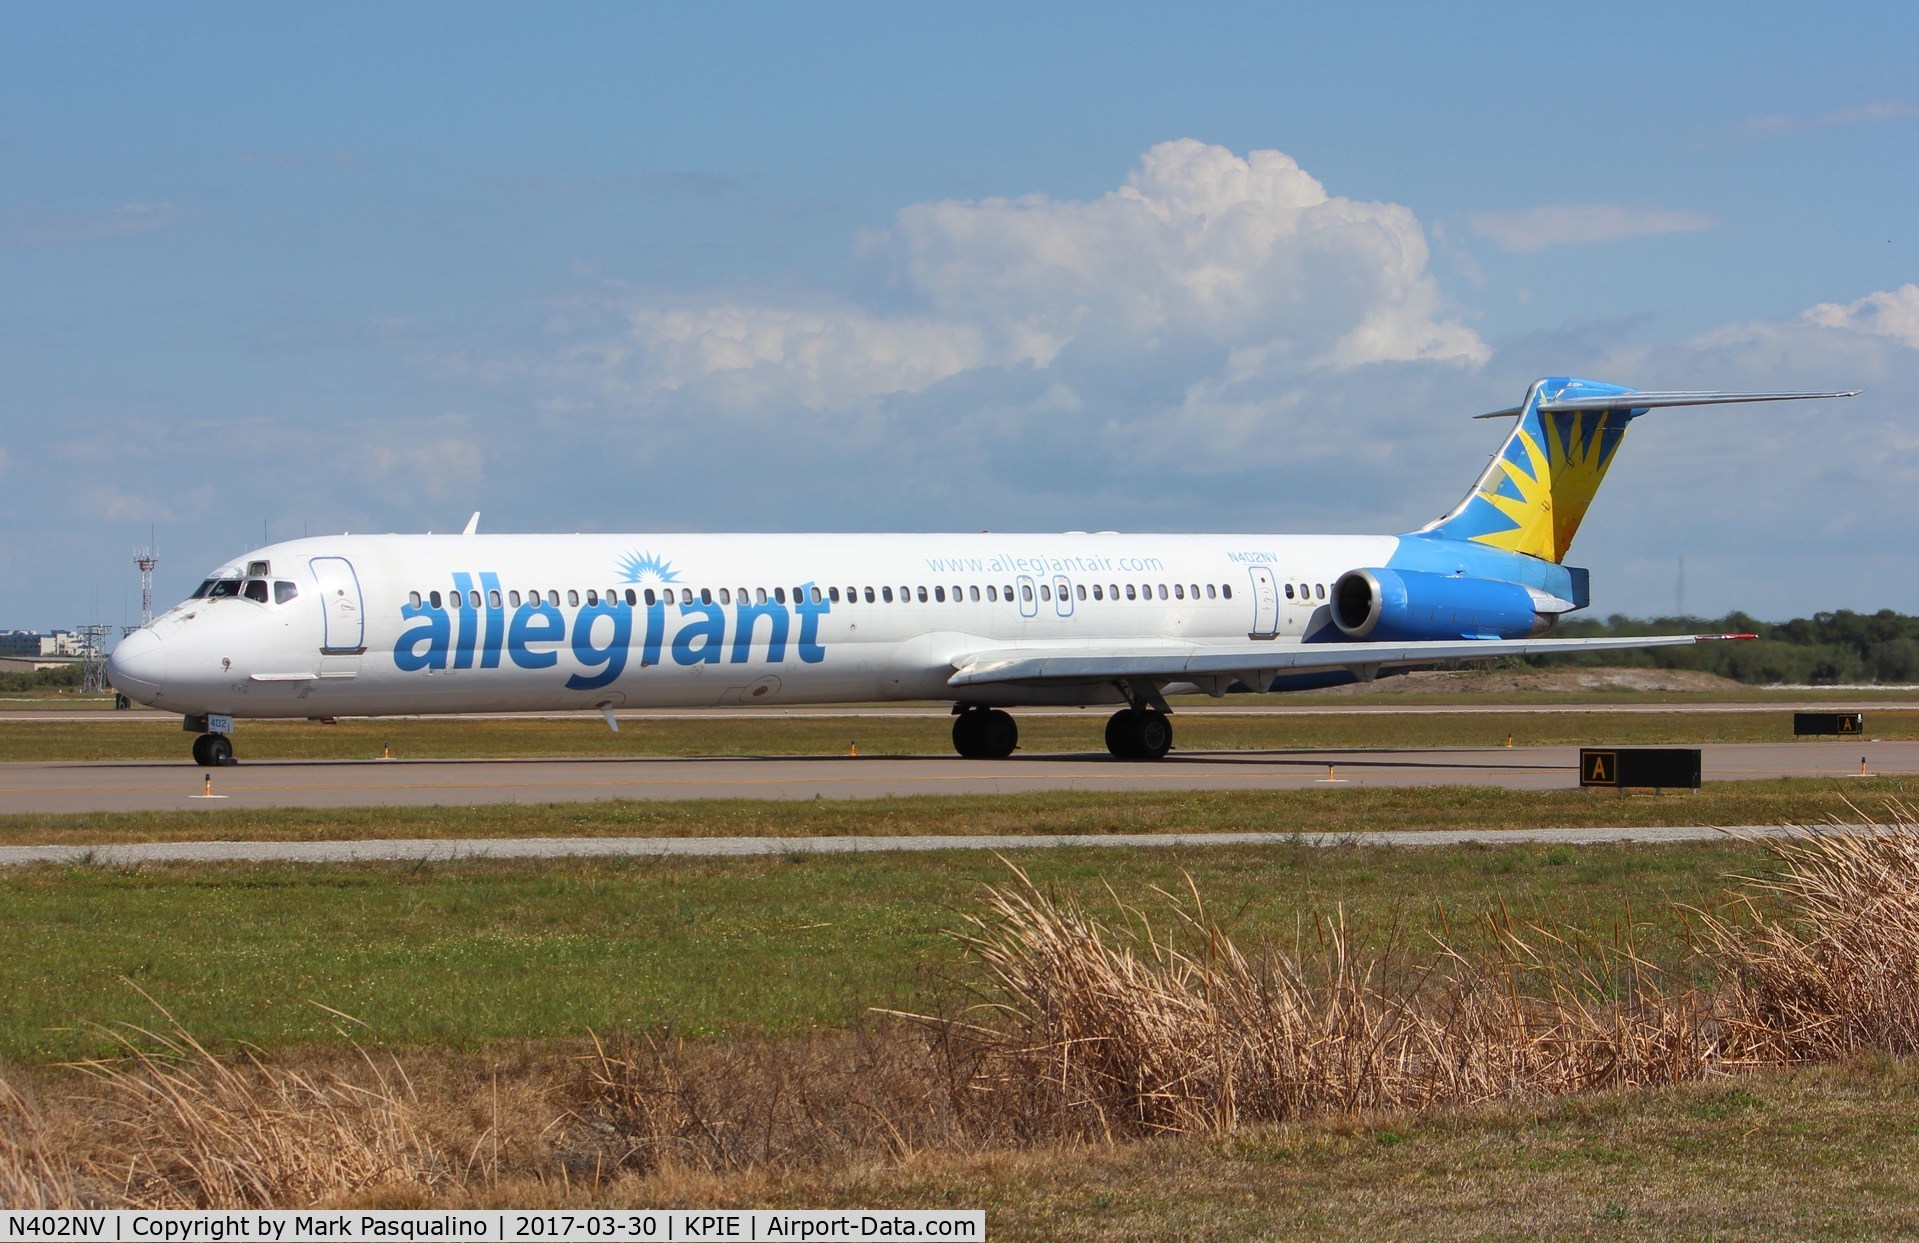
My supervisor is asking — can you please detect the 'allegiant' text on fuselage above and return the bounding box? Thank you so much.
[395,572,830,690]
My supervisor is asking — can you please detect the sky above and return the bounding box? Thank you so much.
[3,2,1916,632]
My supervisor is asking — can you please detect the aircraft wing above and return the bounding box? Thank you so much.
[947,632,1747,690]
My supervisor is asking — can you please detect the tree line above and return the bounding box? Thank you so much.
[1533,609,1919,684]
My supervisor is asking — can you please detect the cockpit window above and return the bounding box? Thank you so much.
[206,579,243,599]
[242,580,269,604]
[274,581,299,605]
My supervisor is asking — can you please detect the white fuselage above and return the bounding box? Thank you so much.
[109,530,1399,719]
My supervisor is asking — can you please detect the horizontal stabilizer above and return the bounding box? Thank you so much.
[1476,389,1859,418]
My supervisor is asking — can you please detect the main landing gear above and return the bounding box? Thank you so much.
[191,733,236,766]
[949,703,1175,760]
[1104,707,1173,760]
[952,706,1019,759]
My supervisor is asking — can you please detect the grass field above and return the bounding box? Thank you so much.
[8,694,1919,1228]
[6,833,1919,1235]
[0,840,1773,1062]
[7,707,1919,763]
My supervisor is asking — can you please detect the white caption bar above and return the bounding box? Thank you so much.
[0,1210,985,1242]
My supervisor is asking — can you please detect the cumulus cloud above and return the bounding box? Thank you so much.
[878,138,1483,368]
[1803,284,1919,349]
[1469,203,1714,253]
[566,138,1484,459]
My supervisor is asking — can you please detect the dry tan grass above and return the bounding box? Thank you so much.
[1701,801,1919,1063]
[10,810,1919,1209]
[68,997,452,1208]
[0,1076,83,1208]
[935,861,1720,1138]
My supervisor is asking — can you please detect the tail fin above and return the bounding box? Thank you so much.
[1417,378,1858,564]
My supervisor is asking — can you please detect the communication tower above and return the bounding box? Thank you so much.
[134,543,158,628]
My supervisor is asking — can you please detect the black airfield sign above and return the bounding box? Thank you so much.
[1579,748,1702,790]
[1794,712,1864,736]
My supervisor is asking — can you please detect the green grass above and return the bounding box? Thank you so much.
[8,708,1919,762]
[5,779,1915,847]
[0,840,1776,1062]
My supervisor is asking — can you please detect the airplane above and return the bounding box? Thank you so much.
[108,377,1857,767]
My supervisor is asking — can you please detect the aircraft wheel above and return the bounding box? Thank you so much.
[953,708,1017,759]
[952,711,984,758]
[978,709,1018,759]
[192,733,235,766]
[1105,709,1172,761]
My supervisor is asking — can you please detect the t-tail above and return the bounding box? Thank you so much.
[1415,377,1859,564]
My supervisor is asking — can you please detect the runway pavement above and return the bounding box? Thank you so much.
[0,740,1906,815]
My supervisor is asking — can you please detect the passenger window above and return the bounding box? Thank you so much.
[768,587,781,604]
[643,589,656,606]
[969,585,981,602]
[1126,584,1137,601]
[1174,584,1185,600]
[828,587,841,603]
[566,590,580,607]
[914,586,926,603]
[1020,583,1034,602]
[867,587,878,603]
[429,591,443,609]
[1206,584,1217,599]
[987,586,998,602]
[1092,585,1103,601]
[409,591,422,608]
[625,589,637,605]
[1285,584,1295,600]
[1157,584,1168,600]
[586,590,599,606]
[1076,584,1087,600]
[882,586,894,603]
[489,589,502,608]
[1316,584,1326,600]
[696,588,709,605]
[718,588,732,605]
[1222,584,1233,599]
[934,586,945,603]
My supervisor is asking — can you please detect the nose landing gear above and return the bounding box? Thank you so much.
[190,733,236,766]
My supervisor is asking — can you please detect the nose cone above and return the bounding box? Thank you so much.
[108,628,167,704]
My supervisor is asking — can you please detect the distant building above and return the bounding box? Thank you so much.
[0,630,99,657]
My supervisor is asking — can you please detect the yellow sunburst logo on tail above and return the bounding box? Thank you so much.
[1429,399,1632,564]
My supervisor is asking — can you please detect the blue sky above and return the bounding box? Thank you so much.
[4,3,1916,630]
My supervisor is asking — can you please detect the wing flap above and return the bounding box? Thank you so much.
[948,634,1744,689]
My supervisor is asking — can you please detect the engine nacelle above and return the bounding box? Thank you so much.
[1331,568,1557,641]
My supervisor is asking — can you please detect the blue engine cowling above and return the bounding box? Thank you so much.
[1331,568,1554,641]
